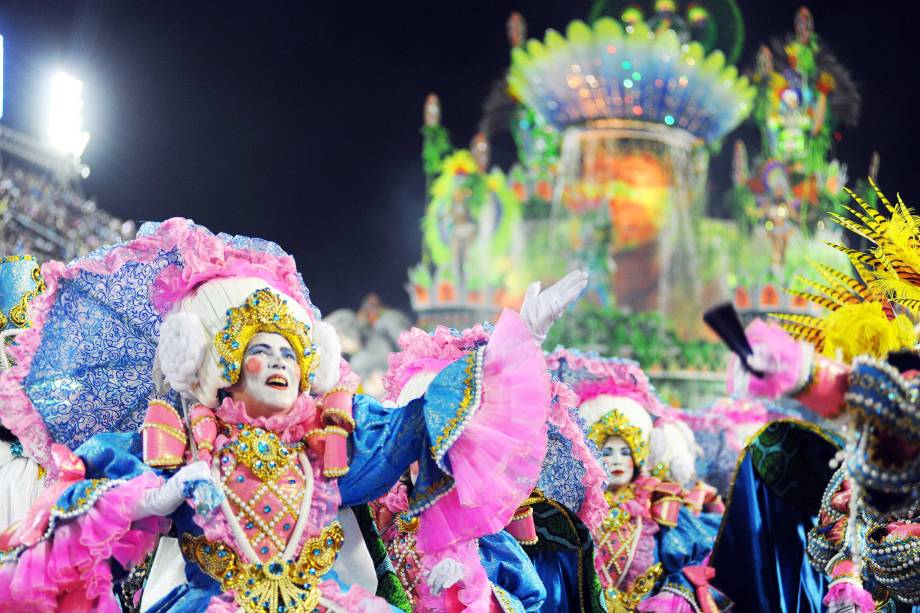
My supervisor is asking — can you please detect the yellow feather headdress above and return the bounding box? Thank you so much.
[772,180,918,361]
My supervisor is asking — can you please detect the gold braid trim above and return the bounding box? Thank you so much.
[181,522,344,613]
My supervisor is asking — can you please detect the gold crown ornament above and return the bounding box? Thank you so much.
[215,288,319,391]
[589,409,650,469]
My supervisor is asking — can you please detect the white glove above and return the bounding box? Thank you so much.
[131,460,214,520]
[520,270,588,345]
[427,557,465,595]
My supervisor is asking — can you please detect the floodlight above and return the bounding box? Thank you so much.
[47,71,90,157]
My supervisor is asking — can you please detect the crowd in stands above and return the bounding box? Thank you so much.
[0,161,134,262]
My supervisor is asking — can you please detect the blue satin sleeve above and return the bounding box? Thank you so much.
[657,507,715,573]
[75,431,150,480]
[655,507,732,609]
[710,453,827,612]
[340,353,482,512]
[338,395,427,506]
[479,531,547,613]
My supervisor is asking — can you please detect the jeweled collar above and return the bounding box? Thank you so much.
[216,394,322,443]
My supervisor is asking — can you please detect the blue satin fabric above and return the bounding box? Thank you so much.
[75,431,150,480]
[340,353,478,514]
[479,531,547,612]
[655,507,730,608]
[529,550,583,612]
[710,454,827,612]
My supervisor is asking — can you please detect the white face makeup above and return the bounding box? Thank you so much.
[231,332,302,417]
[601,435,635,490]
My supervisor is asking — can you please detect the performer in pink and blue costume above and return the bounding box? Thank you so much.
[0,218,586,613]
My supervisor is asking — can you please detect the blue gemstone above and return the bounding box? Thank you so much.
[269,562,283,575]
[237,475,245,483]
[255,461,263,469]
[312,548,320,555]
[225,571,233,579]
[246,522,254,530]
[222,456,229,464]
[203,545,212,553]
[283,523,291,531]
[264,505,272,513]
[308,568,316,575]
[248,578,255,585]
[273,314,280,321]
[240,444,248,451]
[279,607,285,613]
[257,441,271,454]
[268,462,276,469]
[261,546,269,554]
[232,341,239,349]
[288,479,295,485]
[217,550,226,558]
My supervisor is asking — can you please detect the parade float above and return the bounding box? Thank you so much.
[407,2,864,407]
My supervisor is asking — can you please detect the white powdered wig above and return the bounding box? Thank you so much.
[395,370,439,407]
[649,420,701,488]
[580,394,653,442]
[154,276,341,406]
[310,320,341,394]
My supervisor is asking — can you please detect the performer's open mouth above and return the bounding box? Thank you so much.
[265,373,289,389]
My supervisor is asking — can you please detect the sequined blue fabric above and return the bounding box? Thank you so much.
[538,422,587,514]
[0,256,41,329]
[423,350,481,467]
[24,249,181,449]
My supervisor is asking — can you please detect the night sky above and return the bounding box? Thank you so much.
[0,1,916,315]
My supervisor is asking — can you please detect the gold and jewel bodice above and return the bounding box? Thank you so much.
[182,522,344,613]
[593,485,664,612]
[216,424,309,562]
[181,423,345,613]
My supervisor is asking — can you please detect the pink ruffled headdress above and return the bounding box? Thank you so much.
[0,218,326,476]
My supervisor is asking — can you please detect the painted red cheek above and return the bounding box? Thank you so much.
[244,357,264,374]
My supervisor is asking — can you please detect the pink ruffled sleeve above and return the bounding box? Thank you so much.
[0,472,168,613]
[417,309,551,554]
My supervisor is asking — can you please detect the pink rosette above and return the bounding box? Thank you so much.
[549,380,609,531]
[823,581,875,613]
[0,472,167,613]
[417,310,551,554]
[214,394,323,444]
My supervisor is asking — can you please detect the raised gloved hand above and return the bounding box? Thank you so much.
[131,460,216,520]
[427,557,465,596]
[520,270,588,345]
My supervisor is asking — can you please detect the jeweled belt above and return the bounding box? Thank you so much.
[181,522,344,613]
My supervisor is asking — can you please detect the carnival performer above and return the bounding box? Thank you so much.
[374,321,610,612]
[717,182,920,612]
[548,350,728,613]
[0,218,587,613]
[0,255,47,533]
